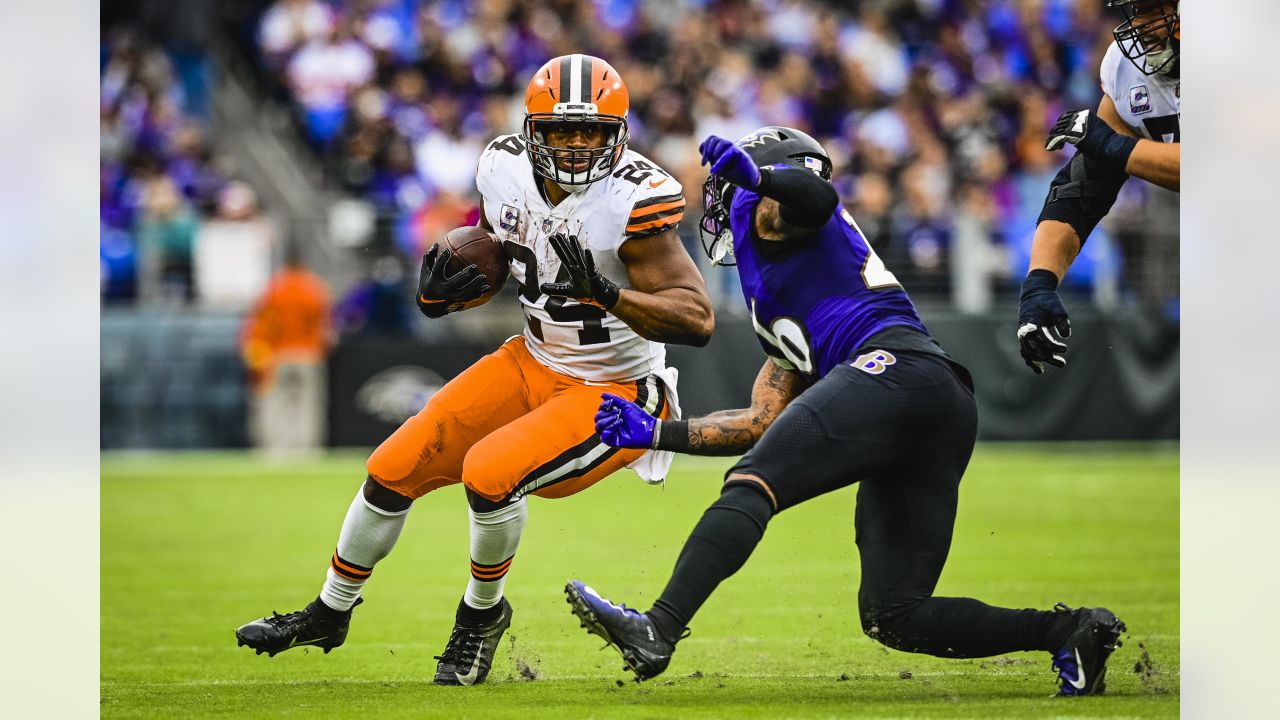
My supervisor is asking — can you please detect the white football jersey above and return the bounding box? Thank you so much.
[475,134,687,382]
[1100,42,1180,144]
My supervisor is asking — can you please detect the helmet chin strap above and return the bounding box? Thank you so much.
[557,180,590,194]
[554,152,611,192]
[1149,36,1178,76]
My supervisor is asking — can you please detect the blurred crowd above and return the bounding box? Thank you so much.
[101,21,277,307]
[100,0,1178,312]
[241,0,1176,306]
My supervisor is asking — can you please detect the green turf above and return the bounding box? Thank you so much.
[102,444,1178,718]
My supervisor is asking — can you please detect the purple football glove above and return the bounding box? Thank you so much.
[594,393,658,449]
[698,135,761,190]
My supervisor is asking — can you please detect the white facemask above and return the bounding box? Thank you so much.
[708,232,736,266]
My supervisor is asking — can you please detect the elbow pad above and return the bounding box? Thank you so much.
[757,166,838,229]
[1037,152,1129,244]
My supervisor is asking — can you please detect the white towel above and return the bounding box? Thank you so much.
[627,365,681,485]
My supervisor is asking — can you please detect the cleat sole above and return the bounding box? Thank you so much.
[565,583,646,682]
[1093,617,1127,695]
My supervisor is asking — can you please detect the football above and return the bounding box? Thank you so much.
[442,225,509,310]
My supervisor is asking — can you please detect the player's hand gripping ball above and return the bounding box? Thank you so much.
[416,227,508,317]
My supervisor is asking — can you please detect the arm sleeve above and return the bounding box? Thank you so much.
[1036,151,1129,244]
[756,165,839,230]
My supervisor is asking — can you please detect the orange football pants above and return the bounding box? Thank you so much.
[366,336,669,502]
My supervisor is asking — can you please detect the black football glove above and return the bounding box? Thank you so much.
[415,243,489,319]
[1017,269,1071,375]
[1045,108,1138,169]
[539,233,621,309]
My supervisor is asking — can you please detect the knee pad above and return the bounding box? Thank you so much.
[461,452,516,504]
[366,443,418,488]
[706,483,775,534]
[858,598,927,652]
[859,604,905,650]
[859,603,885,638]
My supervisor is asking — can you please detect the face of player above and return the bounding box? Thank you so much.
[1130,1,1179,49]
[543,122,611,174]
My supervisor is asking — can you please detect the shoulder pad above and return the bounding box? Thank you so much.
[1099,43,1124,100]
[477,134,529,197]
[611,151,686,238]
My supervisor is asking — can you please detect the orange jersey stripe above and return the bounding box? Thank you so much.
[629,199,685,218]
[626,212,685,233]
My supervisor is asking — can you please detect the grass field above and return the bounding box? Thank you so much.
[102,444,1178,718]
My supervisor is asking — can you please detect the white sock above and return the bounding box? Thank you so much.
[463,498,527,610]
[319,491,409,611]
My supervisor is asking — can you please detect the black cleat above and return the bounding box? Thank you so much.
[235,597,362,657]
[433,598,513,686]
[1051,602,1126,696]
[564,580,681,682]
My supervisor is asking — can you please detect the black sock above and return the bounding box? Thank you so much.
[309,596,347,624]
[647,484,774,643]
[1043,606,1080,650]
[455,597,504,626]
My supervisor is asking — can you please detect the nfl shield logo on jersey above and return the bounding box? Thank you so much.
[1129,85,1152,115]
[500,204,519,231]
[541,218,554,233]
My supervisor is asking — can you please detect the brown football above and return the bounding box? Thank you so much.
[442,226,508,310]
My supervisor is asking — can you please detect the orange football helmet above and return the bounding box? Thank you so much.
[523,54,630,188]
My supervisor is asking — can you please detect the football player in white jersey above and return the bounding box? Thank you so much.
[1017,1,1180,373]
[235,54,713,686]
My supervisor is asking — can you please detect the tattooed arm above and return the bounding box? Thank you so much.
[656,358,808,456]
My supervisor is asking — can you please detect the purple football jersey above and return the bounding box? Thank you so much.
[730,186,928,378]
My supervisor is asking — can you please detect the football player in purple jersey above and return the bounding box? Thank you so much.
[565,127,1124,697]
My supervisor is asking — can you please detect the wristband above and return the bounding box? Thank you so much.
[416,297,455,319]
[655,419,690,452]
[1020,269,1060,297]
[598,280,621,310]
[1099,133,1139,168]
[754,166,772,193]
